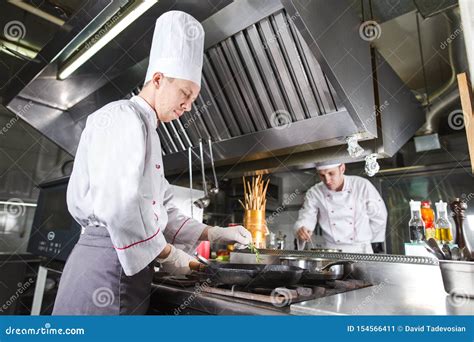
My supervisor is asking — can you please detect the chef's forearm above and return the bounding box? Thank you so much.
[198,226,213,240]
[157,244,172,259]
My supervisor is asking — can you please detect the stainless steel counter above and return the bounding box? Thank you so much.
[152,251,473,316]
[291,284,474,315]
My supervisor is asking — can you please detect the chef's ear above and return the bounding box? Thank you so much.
[340,163,346,174]
[151,72,165,89]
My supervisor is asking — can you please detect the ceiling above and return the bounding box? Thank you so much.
[0,0,469,177]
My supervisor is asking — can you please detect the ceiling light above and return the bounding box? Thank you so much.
[7,0,65,26]
[58,0,157,80]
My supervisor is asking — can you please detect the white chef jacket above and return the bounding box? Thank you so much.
[67,96,206,276]
[293,175,387,253]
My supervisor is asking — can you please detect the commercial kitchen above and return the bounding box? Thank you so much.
[0,0,473,317]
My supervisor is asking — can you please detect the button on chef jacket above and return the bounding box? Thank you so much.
[67,95,207,276]
[293,175,387,248]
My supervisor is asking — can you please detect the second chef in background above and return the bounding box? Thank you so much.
[294,162,388,253]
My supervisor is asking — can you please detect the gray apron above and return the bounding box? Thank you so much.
[52,226,154,315]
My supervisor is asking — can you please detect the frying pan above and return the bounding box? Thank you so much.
[280,257,354,282]
[203,263,304,287]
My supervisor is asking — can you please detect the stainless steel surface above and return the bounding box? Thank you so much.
[193,140,210,209]
[438,260,474,298]
[426,238,445,259]
[164,110,359,174]
[151,283,288,315]
[231,249,439,265]
[372,49,426,156]
[282,0,376,136]
[194,252,210,265]
[291,284,474,315]
[31,265,48,316]
[451,247,461,261]
[310,248,342,253]
[208,138,219,195]
[188,147,193,217]
[202,0,284,50]
[279,256,350,280]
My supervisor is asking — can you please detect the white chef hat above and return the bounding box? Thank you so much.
[145,11,205,87]
[315,161,342,170]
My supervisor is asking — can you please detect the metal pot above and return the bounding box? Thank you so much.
[439,260,474,298]
[280,256,354,281]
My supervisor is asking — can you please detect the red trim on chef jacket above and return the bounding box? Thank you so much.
[171,218,191,244]
[113,227,161,250]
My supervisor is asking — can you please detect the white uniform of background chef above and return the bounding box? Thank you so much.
[53,11,251,315]
[294,162,387,253]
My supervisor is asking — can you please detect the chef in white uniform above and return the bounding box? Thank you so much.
[53,11,251,315]
[294,162,387,253]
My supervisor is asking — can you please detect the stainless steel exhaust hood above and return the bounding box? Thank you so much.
[5,0,424,175]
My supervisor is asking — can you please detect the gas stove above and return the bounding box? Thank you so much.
[152,272,371,308]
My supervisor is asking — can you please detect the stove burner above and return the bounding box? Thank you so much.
[153,272,371,307]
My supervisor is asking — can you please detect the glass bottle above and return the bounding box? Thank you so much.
[421,201,436,240]
[435,200,453,243]
[408,200,425,242]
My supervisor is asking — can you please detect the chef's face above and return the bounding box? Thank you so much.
[318,164,345,191]
[152,72,200,122]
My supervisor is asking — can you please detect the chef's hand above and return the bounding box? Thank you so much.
[296,227,313,241]
[207,225,252,247]
[156,244,195,275]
